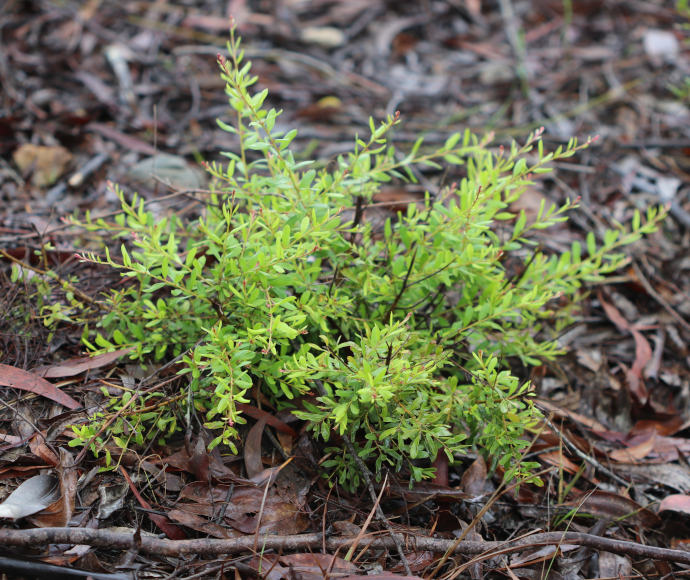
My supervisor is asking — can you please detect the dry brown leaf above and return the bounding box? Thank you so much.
[535,398,608,432]
[460,455,488,496]
[36,348,133,379]
[609,432,656,463]
[167,508,240,539]
[276,553,357,579]
[188,434,211,482]
[0,364,81,410]
[236,403,297,436]
[244,418,266,479]
[598,291,652,403]
[565,490,660,527]
[540,450,582,475]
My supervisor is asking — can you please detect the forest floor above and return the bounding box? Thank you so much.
[1,1,690,578]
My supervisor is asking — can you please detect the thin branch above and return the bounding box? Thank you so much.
[384,245,417,321]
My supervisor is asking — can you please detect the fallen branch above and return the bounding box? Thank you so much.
[0,528,688,565]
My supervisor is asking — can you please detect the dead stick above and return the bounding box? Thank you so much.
[0,529,689,565]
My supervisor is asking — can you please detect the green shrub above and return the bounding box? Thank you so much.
[68,26,663,489]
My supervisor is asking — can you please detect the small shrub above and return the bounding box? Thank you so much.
[68,26,663,489]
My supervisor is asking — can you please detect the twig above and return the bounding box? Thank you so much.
[384,245,417,321]
[631,261,690,332]
[348,195,365,245]
[0,555,129,580]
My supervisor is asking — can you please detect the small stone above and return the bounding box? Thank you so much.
[300,26,345,49]
[643,29,679,64]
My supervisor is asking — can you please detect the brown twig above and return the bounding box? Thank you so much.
[631,260,690,332]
